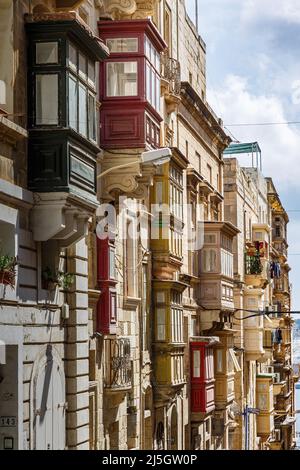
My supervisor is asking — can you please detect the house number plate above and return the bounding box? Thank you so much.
[0,416,17,427]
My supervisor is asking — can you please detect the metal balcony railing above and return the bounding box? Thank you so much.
[161,53,181,96]
[245,254,263,275]
[104,337,132,390]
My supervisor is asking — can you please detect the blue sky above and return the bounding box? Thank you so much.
[185,0,300,311]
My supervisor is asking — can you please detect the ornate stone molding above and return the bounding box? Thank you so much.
[99,150,157,200]
[100,0,157,19]
[100,0,137,18]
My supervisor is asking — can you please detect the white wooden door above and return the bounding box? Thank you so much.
[34,348,66,450]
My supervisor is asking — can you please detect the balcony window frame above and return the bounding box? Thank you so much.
[170,290,183,344]
[102,29,162,117]
[28,36,97,144]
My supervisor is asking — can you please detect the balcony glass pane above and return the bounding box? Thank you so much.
[145,36,151,60]
[146,63,151,104]
[79,84,87,137]
[193,350,201,378]
[217,349,223,372]
[107,62,138,97]
[157,308,166,340]
[258,393,268,411]
[156,74,160,111]
[109,247,116,279]
[69,43,77,71]
[88,60,95,87]
[107,38,138,53]
[88,93,96,141]
[68,76,78,130]
[79,52,87,80]
[202,249,217,272]
[36,74,58,125]
[36,42,58,64]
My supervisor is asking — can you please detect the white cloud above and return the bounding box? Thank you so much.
[241,0,300,24]
[208,74,300,190]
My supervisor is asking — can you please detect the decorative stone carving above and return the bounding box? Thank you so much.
[102,174,140,200]
[132,1,155,19]
[100,0,137,18]
[99,0,157,19]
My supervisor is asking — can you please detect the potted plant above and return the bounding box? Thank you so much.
[58,272,75,291]
[0,255,17,287]
[42,267,57,291]
[42,267,75,291]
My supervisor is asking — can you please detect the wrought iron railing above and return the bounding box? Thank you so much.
[245,254,263,275]
[104,337,132,390]
[161,53,181,96]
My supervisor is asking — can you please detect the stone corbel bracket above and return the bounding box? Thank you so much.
[31,192,96,247]
[99,0,157,19]
[99,150,157,201]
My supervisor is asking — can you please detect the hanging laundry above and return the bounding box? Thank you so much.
[273,327,283,344]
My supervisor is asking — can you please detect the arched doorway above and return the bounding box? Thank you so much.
[31,345,66,450]
[156,421,164,450]
[169,406,178,450]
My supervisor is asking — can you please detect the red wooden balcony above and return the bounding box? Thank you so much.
[190,337,218,415]
[97,236,117,335]
[98,19,167,149]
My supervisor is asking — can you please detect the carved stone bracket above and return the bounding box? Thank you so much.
[99,150,157,201]
[99,0,137,18]
[99,0,157,19]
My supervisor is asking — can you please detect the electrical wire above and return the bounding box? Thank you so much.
[225,121,300,127]
[224,125,240,143]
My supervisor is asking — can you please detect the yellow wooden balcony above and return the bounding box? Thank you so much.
[204,323,239,409]
[243,289,266,361]
[198,221,239,311]
[256,374,275,438]
[153,346,186,398]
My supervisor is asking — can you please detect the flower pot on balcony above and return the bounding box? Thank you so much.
[42,268,75,291]
[0,270,15,287]
[0,255,17,288]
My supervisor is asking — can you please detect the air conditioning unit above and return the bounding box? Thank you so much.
[273,373,281,383]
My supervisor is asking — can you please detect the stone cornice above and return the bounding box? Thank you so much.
[180,81,231,151]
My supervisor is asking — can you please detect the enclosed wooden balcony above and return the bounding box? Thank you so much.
[104,338,132,392]
[99,19,166,149]
[190,337,219,417]
[204,323,239,409]
[256,374,275,438]
[243,288,265,361]
[152,282,187,402]
[150,148,188,280]
[198,221,239,311]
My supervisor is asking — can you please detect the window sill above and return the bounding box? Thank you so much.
[123,296,141,310]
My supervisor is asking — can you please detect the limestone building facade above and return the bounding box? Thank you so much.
[0,0,296,451]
